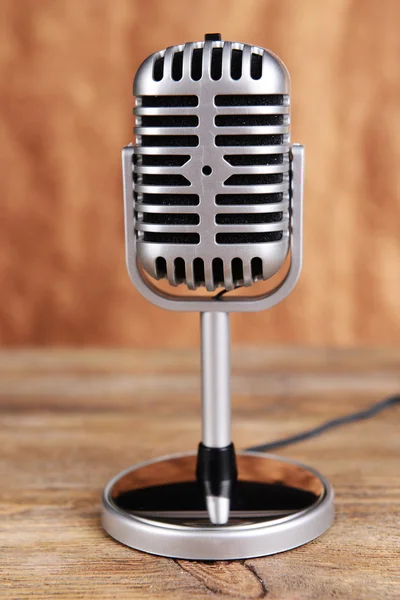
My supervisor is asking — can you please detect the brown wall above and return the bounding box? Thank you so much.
[1,0,399,348]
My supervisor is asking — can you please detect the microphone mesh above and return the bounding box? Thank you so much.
[133,40,290,291]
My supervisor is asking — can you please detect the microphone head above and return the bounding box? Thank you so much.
[133,35,290,292]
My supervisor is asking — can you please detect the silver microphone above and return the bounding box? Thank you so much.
[105,36,332,560]
[133,34,291,292]
[122,33,304,526]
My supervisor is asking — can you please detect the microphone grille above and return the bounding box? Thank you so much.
[133,40,290,291]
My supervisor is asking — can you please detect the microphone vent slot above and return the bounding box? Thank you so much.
[216,232,283,244]
[224,155,283,166]
[141,115,198,127]
[142,232,200,244]
[224,174,284,186]
[141,174,191,186]
[155,257,167,278]
[216,193,283,205]
[212,258,224,286]
[250,53,262,79]
[216,213,283,225]
[141,213,199,225]
[231,258,244,282]
[193,257,205,284]
[215,115,285,127]
[215,94,287,106]
[231,49,243,80]
[211,47,223,80]
[172,51,183,81]
[153,55,164,81]
[191,48,203,80]
[141,96,198,107]
[141,155,190,167]
[141,135,199,147]
[251,257,263,280]
[215,134,284,146]
[174,257,186,282]
[140,194,199,206]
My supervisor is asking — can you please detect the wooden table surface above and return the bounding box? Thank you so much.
[1,348,399,599]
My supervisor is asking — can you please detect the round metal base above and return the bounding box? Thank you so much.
[102,451,334,560]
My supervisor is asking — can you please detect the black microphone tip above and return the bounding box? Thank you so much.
[204,33,222,41]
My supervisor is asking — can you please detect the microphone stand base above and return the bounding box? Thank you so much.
[102,451,334,561]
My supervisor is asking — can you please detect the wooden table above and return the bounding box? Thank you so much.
[1,348,399,599]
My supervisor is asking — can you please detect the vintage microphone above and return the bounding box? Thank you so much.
[102,34,334,560]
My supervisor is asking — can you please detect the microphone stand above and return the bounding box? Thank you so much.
[102,142,334,559]
[197,312,237,525]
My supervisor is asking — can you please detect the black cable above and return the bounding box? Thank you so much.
[213,285,243,300]
[213,286,400,452]
[246,394,400,453]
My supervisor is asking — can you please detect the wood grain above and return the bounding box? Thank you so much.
[0,0,400,347]
[1,348,399,599]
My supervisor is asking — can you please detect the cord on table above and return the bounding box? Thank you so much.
[213,286,399,452]
[246,394,400,452]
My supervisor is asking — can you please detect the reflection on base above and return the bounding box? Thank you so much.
[102,451,334,560]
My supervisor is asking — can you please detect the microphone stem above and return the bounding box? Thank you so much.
[201,312,231,447]
[197,312,237,525]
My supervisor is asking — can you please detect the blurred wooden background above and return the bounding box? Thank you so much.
[0,0,399,348]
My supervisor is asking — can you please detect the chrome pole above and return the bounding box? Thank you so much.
[200,311,231,448]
